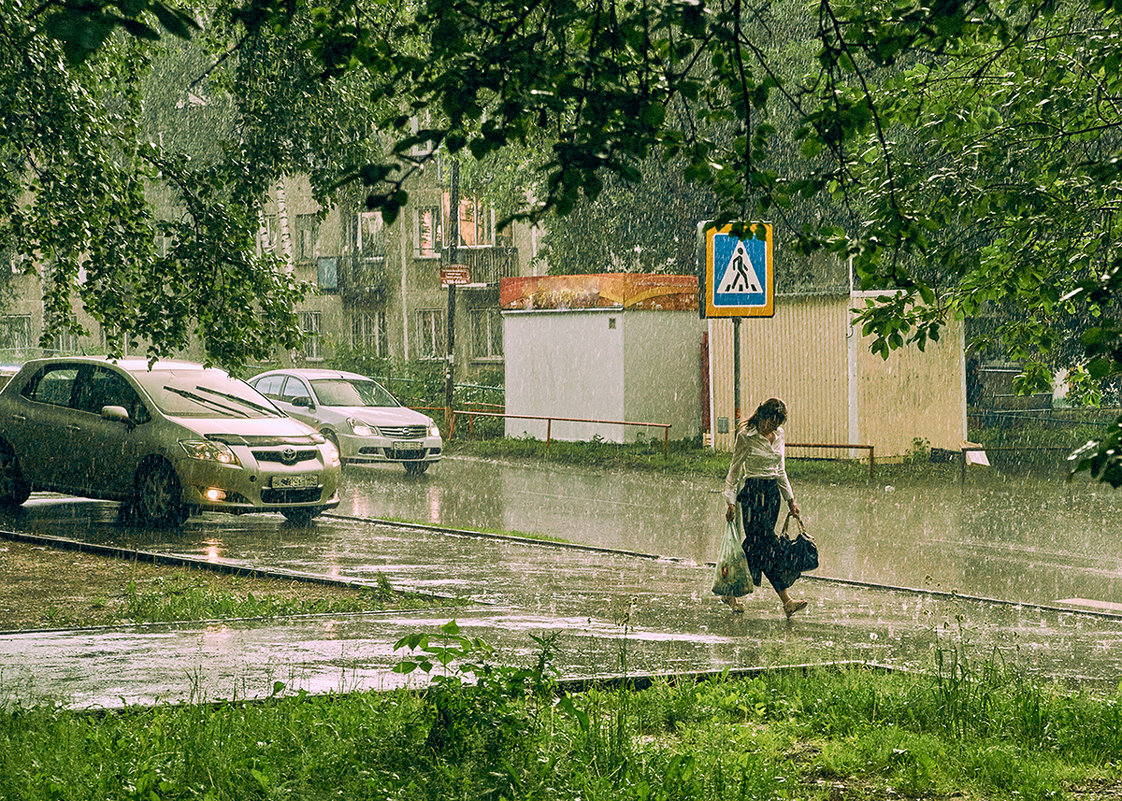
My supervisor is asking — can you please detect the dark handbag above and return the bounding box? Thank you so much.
[780,513,819,572]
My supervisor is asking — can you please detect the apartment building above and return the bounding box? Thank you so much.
[0,162,542,381]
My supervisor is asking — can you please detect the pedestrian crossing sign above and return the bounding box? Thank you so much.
[699,222,774,318]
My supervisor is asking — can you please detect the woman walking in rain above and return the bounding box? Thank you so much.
[721,397,807,618]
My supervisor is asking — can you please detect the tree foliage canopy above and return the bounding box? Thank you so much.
[8,0,1122,484]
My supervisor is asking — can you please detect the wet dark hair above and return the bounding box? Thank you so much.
[745,397,787,430]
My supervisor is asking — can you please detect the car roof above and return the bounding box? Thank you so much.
[253,368,372,382]
[17,356,219,374]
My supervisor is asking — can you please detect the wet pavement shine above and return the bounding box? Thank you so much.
[1,455,1121,709]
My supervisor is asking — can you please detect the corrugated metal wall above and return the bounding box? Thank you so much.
[855,309,966,455]
[709,295,851,455]
[709,293,966,459]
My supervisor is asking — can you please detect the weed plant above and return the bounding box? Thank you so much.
[2,631,1119,800]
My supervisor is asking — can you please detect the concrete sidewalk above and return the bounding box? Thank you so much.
[4,513,1122,709]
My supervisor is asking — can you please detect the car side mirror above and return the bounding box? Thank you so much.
[292,397,314,409]
[101,405,134,428]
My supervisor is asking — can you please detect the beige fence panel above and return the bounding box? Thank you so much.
[709,292,965,459]
[709,294,850,454]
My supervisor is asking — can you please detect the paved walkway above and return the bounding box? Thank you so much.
[3,504,1122,709]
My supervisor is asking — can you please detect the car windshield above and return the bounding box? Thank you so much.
[311,378,401,408]
[141,369,283,418]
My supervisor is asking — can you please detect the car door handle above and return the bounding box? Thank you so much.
[12,414,26,422]
[66,424,81,432]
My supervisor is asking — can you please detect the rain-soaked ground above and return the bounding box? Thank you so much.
[1,455,1120,709]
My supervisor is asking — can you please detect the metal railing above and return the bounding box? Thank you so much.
[451,246,519,285]
[786,442,876,479]
[446,410,672,458]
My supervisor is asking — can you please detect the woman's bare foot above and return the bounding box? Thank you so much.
[783,599,807,619]
[722,595,745,613]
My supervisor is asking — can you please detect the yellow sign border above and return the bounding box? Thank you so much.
[703,222,774,318]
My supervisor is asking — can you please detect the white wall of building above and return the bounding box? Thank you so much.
[504,308,703,443]
[623,312,704,442]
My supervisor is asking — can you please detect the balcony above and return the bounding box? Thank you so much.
[447,246,519,286]
[341,255,388,305]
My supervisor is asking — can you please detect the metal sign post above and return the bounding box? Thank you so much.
[443,157,460,432]
[733,316,741,428]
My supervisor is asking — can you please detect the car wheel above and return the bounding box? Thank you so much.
[0,444,30,507]
[403,461,429,475]
[135,460,188,527]
[281,506,324,525]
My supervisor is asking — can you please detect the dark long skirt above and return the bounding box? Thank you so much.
[736,477,799,593]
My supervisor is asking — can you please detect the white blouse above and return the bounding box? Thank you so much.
[722,425,795,505]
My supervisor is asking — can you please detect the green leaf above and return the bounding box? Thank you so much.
[1087,357,1114,380]
[557,696,590,731]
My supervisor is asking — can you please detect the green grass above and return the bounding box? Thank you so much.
[447,435,942,484]
[117,572,441,624]
[2,634,1119,800]
[446,424,1101,486]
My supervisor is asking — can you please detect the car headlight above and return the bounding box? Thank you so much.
[323,440,341,467]
[349,418,376,437]
[428,424,441,438]
[180,439,241,466]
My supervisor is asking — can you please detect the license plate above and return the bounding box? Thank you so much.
[272,474,313,489]
[392,441,422,456]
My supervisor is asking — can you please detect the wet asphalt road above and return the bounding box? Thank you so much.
[1,455,1121,708]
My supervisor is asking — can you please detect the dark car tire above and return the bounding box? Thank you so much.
[0,444,31,507]
[135,460,189,527]
[403,461,429,475]
[281,506,324,525]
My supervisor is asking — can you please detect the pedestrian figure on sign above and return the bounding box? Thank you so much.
[721,397,808,618]
[729,253,752,291]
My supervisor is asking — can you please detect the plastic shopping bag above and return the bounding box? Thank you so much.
[711,520,751,597]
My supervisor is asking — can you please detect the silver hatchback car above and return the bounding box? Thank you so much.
[249,369,443,473]
[0,357,341,525]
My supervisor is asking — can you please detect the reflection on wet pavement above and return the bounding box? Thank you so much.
[0,457,1120,708]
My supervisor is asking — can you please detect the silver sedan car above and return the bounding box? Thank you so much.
[248,369,443,473]
[0,357,341,525]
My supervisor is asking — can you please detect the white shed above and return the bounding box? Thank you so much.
[501,274,705,444]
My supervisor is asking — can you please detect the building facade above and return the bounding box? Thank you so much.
[0,163,542,382]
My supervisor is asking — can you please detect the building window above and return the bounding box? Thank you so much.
[356,211,385,260]
[317,257,338,291]
[409,112,435,158]
[470,308,503,361]
[100,327,114,353]
[258,215,278,255]
[0,315,32,353]
[351,310,387,357]
[300,311,322,361]
[415,206,442,258]
[447,195,495,247]
[295,214,318,263]
[416,308,445,360]
[1,249,26,274]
